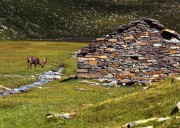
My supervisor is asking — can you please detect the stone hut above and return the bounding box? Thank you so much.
[77,18,180,85]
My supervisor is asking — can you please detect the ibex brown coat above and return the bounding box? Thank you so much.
[27,56,47,68]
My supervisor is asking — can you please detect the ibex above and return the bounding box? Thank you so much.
[27,56,47,68]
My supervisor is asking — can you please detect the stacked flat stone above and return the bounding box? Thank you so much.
[77,18,180,85]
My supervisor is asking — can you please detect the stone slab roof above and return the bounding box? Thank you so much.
[77,18,180,85]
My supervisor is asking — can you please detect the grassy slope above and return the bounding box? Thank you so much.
[0,41,179,128]
[0,0,180,39]
[0,79,179,128]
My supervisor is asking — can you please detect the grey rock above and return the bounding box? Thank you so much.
[170,101,180,115]
[76,88,86,91]
[176,101,180,111]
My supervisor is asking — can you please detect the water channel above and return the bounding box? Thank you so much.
[0,66,64,97]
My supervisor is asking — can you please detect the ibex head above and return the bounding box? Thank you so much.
[27,56,47,68]
[39,57,47,68]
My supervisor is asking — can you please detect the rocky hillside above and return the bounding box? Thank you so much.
[0,0,180,40]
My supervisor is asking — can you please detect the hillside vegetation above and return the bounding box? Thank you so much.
[0,0,180,39]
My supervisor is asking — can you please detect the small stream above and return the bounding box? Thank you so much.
[0,66,64,97]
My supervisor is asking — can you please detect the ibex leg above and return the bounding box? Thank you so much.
[28,62,31,68]
[30,63,32,68]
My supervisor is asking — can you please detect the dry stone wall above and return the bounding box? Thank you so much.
[77,18,180,85]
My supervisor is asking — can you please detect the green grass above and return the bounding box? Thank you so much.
[0,79,179,128]
[0,41,88,88]
[0,41,179,128]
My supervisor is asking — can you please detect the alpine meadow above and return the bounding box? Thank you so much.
[0,0,180,128]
